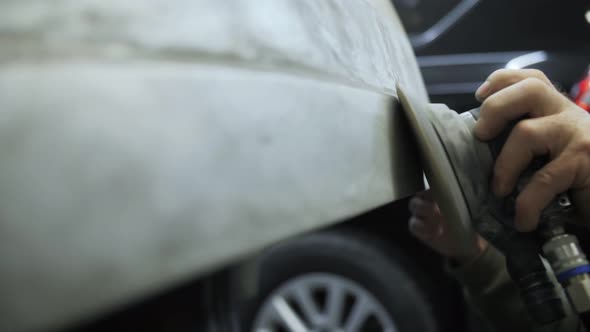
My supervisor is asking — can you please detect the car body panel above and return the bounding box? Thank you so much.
[0,1,427,331]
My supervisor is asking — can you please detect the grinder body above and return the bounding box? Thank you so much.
[430,105,567,324]
[398,86,590,325]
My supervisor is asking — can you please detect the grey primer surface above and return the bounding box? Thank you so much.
[0,1,428,331]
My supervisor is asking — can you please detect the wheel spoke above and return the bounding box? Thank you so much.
[253,273,398,332]
[292,284,322,324]
[343,294,371,332]
[325,281,345,326]
[271,296,308,332]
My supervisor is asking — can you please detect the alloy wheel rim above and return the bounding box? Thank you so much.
[252,272,398,332]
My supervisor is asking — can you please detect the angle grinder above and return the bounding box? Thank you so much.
[397,85,590,326]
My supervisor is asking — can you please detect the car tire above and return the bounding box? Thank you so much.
[245,230,438,332]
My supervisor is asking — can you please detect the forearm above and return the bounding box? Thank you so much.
[449,245,580,332]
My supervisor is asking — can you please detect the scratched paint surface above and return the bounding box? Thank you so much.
[0,1,427,331]
[0,0,426,98]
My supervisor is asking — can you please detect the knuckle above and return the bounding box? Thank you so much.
[528,68,543,76]
[488,68,519,84]
[522,77,549,96]
[481,95,502,112]
[532,169,556,187]
[513,120,538,140]
[528,68,549,82]
[575,136,590,156]
[488,68,510,81]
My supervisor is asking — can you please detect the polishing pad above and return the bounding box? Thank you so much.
[397,85,479,253]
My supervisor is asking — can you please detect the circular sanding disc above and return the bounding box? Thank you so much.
[397,85,477,254]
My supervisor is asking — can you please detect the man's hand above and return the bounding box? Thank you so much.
[409,191,488,263]
[474,69,590,231]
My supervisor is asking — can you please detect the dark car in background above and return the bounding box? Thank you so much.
[394,0,590,111]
